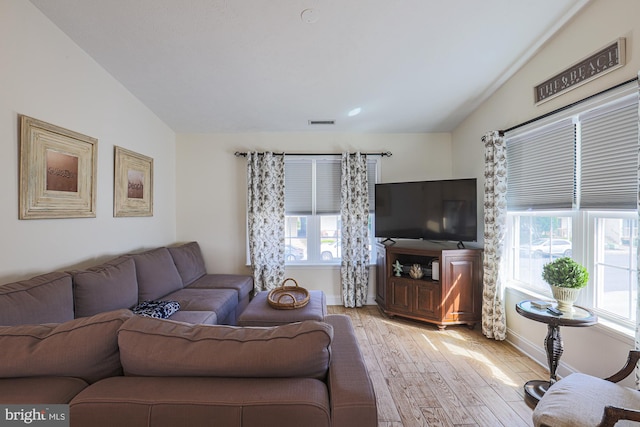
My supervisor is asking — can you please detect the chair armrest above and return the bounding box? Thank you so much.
[598,405,640,427]
[604,350,640,383]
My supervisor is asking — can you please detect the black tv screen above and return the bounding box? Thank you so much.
[375,178,477,242]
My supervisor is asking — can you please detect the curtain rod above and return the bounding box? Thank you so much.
[234,151,392,157]
[499,76,638,136]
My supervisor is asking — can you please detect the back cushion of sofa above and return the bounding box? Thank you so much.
[72,257,138,318]
[131,248,184,302]
[0,272,74,326]
[167,241,206,286]
[0,309,133,383]
[119,316,333,380]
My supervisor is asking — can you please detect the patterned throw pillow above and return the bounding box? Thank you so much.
[132,300,180,319]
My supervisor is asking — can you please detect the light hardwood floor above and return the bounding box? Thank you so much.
[327,305,548,427]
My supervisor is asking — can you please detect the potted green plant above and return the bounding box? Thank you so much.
[542,257,589,313]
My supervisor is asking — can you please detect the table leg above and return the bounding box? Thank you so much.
[523,324,564,408]
[545,324,563,384]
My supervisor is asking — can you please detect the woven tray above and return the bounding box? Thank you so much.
[267,278,310,310]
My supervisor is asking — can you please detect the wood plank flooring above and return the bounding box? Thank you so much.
[327,305,548,427]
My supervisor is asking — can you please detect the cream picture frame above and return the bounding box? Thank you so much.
[114,146,153,217]
[19,115,98,219]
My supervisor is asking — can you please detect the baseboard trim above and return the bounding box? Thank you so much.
[326,295,341,306]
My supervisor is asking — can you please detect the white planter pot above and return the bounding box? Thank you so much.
[551,286,581,313]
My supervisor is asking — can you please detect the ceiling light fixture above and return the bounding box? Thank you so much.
[348,107,362,117]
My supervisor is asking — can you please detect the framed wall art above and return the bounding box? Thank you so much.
[114,146,153,217]
[19,115,98,219]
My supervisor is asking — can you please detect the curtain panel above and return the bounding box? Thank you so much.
[247,152,285,293]
[482,131,507,340]
[340,152,370,308]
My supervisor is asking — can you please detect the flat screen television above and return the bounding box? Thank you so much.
[375,178,477,242]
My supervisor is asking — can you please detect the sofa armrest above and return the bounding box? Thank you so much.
[324,314,377,427]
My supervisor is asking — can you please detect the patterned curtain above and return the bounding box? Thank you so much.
[340,152,370,308]
[247,152,285,293]
[482,131,507,340]
[636,72,640,387]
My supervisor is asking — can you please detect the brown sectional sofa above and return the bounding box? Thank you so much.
[0,242,253,327]
[0,242,378,427]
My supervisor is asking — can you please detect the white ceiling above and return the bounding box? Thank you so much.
[30,0,589,133]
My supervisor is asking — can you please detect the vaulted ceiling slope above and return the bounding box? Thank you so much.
[30,0,589,133]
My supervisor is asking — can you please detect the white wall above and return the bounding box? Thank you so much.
[176,132,452,304]
[452,0,640,386]
[0,0,176,282]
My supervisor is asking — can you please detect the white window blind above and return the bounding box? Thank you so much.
[506,118,576,210]
[285,156,377,215]
[316,160,341,214]
[580,96,639,209]
[284,160,312,215]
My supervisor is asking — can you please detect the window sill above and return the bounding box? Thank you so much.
[286,263,340,268]
[505,283,634,344]
[593,317,635,343]
[285,263,376,268]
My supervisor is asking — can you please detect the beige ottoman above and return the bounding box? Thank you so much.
[237,290,327,326]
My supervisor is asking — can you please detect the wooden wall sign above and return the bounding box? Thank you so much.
[534,38,625,104]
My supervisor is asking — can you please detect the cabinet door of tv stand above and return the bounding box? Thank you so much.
[413,280,440,318]
[440,251,482,325]
[375,242,482,329]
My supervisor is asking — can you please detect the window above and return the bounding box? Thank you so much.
[590,213,637,325]
[511,213,574,295]
[505,83,638,328]
[284,155,378,264]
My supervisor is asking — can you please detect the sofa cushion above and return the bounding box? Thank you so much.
[131,247,184,302]
[167,241,207,286]
[164,288,237,325]
[72,257,138,318]
[118,316,333,380]
[0,377,89,404]
[132,300,180,319]
[0,272,74,326]
[0,309,133,383]
[70,377,331,427]
[188,274,254,301]
[169,310,217,325]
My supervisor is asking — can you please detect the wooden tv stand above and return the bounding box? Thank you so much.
[375,241,483,330]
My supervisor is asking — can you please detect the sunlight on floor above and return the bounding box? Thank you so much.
[419,333,439,351]
[446,340,519,387]
[418,327,519,388]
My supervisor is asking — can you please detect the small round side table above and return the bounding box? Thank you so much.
[515,299,597,408]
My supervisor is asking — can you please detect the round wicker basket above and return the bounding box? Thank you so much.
[267,278,310,310]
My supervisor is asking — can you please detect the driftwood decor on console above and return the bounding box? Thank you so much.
[19,115,97,219]
[534,38,625,104]
[113,146,153,217]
